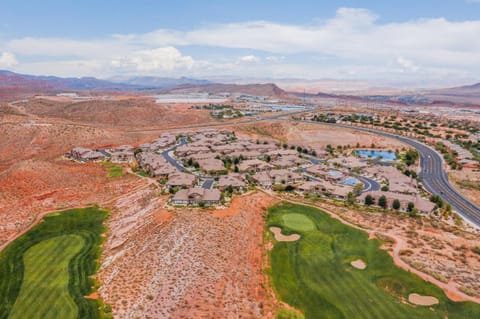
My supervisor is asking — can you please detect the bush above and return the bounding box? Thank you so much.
[365,194,374,206]
[392,199,401,210]
[378,195,387,209]
[407,202,415,212]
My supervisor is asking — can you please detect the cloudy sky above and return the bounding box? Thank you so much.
[1,0,480,87]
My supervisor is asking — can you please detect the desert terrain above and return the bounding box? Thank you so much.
[237,120,405,151]
[98,189,278,318]
[2,93,480,318]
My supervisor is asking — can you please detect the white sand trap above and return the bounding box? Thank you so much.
[408,293,439,306]
[269,227,301,242]
[350,259,367,270]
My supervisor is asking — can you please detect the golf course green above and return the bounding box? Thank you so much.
[0,207,108,319]
[267,202,480,319]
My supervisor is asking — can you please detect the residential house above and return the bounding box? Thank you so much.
[363,166,417,194]
[70,147,106,162]
[197,158,225,172]
[238,159,274,172]
[110,145,135,163]
[218,173,247,191]
[253,169,303,188]
[358,191,435,214]
[171,187,222,206]
[330,156,367,169]
[166,172,197,189]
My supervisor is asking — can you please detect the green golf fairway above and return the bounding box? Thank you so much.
[9,235,84,319]
[0,207,108,319]
[267,202,480,319]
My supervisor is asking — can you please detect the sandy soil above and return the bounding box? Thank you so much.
[350,259,367,270]
[449,168,480,207]
[269,227,301,242]
[0,159,142,243]
[98,191,278,319]
[408,293,439,306]
[237,121,405,151]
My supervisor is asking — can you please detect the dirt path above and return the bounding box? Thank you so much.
[264,191,480,304]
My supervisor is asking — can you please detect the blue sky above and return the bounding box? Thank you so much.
[1,1,480,87]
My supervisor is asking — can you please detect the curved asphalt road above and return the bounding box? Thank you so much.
[356,175,381,193]
[318,122,480,227]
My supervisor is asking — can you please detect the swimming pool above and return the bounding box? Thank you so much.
[328,170,342,177]
[343,177,361,186]
[356,150,397,161]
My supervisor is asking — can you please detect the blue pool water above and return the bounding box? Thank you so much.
[356,150,397,161]
[343,177,361,185]
[328,170,342,177]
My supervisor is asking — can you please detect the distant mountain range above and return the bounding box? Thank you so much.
[162,82,293,99]
[108,75,211,88]
[0,70,292,100]
[0,70,139,92]
[1,69,479,105]
[0,70,213,92]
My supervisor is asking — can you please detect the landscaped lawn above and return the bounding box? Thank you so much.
[107,165,123,178]
[267,202,480,319]
[0,207,108,319]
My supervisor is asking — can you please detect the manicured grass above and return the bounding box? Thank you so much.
[282,213,316,232]
[9,235,84,319]
[0,207,108,319]
[267,202,480,319]
[107,165,123,178]
[137,169,149,177]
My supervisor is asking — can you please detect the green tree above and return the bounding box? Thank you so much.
[346,192,356,206]
[365,194,374,206]
[378,195,387,209]
[381,185,389,192]
[353,183,363,197]
[407,202,415,212]
[392,199,401,210]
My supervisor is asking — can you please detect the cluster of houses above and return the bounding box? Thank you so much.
[69,145,135,163]
[68,128,437,214]
[360,163,435,213]
[441,140,477,167]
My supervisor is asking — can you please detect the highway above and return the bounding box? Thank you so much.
[318,122,480,227]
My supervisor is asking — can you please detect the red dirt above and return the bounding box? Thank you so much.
[98,190,279,318]
[85,292,99,299]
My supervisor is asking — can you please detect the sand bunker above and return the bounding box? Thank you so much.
[408,293,439,306]
[269,227,301,242]
[350,259,367,270]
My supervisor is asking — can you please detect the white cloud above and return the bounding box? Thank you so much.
[395,56,419,72]
[0,52,18,67]
[237,55,259,63]
[111,47,194,73]
[6,37,135,58]
[2,7,480,84]
[266,56,285,62]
